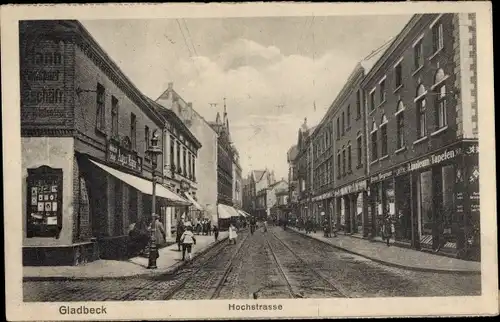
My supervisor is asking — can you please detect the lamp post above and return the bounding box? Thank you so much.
[147,130,162,269]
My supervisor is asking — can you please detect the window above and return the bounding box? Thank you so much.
[192,155,196,179]
[416,85,427,138]
[434,69,448,129]
[414,40,424,70]
[188,153,192,178]
[371,122,378,161]
[130,113,137,150]
[380,116,388,157]
[341,112,345,135]
[96,83,105,131]
[170,136,175,169]
[145,126,150,150]
[356,90,362,119]
[111,96,118,137]
[176,142,181,173]
[432,22,444,53]
[357,135,363,166]
[347,105,351,129]
[337,152,341,179]
[336,118,340,138]
[370,90,376,111]
[342,148,346,176]
[396,101,405,149]
[395,62,403,88]
[379,79,386,103]
[347,144,352,172]
[183,147,187,176]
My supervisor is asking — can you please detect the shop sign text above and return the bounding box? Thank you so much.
[334,180,367,197]
[107,141,142,173]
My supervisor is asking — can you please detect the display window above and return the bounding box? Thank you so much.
[417,170,434,247]
[26,166,63,238]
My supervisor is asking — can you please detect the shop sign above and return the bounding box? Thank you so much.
[334,180,367,197]
[107,139,142,173]
[370,171,393,184]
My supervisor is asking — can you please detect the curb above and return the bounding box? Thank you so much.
[288,228,480,275]
[23,236,229,282]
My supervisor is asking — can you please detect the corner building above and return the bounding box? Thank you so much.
[361,14,479,260]
[20,20,191,265]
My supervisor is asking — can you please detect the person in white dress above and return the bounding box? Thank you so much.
[228,223,238,244]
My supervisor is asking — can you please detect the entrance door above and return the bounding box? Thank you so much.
[417,170,433,249]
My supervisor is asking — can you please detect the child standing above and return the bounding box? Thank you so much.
[180,225,197,261]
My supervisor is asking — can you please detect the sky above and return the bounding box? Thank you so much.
[81,15,411,180]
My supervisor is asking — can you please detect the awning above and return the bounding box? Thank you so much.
[183,192,204,211]
[217,204,239,219]
[90,159,191,206]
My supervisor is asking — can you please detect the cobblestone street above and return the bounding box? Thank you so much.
[23,226,481,302]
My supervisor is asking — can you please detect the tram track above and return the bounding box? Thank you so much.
[163,231,250,300]
[267,230,351,298]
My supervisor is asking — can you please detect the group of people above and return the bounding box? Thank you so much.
[194,219,213,236]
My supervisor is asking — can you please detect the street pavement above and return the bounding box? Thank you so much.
[23,226,481,301]
[23,232,229,280]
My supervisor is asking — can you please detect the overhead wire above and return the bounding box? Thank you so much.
[176,18,201,79]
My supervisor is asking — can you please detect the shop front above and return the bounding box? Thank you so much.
[367,141,479,260]
[333,179,368,236]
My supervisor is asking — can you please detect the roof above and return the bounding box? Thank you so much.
[252,170,266,182]
[143,96,202,149]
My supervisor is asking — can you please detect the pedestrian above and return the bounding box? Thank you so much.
[149,214,166,259]
[128,217,149,256]
[229,223,238,244]
[383,213,393,247]
[262,220,268,233]
[250,216,256,235]
[176,222,185,251]
[180,225,197,261]
[213,225,219,241]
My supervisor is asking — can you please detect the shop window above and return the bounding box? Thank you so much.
[417,170,433,246]
[441,165,455,239]
[432,22,444,54]
[130,113,137,151]
[394,62,403,88]
[96,83,105,132]
[111,96,119,138]
[434,69,448,129]
[356,90,362,119]
[414,39,424,70]
[415,85,427,139]
[396,101,405,149]
[26,166,63,238]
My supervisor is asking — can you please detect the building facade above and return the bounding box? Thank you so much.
[155,83,218,226]
[287,145,299,221]
[362,13,479,259]
[232,148,243,209]
[20,20,192,265]
[290,13,479,261]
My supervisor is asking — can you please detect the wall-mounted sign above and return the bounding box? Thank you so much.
[26,165,63,238]
[334,180,367,197]
[107,139,143,173]
[21,39,68,127]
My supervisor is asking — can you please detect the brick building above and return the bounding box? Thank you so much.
[20,20,192,265]
[291,13,479,260]
[287,144,299,221]
[362,13,479,259]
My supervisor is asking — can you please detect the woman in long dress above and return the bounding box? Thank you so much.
[228,223,238,244]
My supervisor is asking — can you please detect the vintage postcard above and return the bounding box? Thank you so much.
[2,1,498,320]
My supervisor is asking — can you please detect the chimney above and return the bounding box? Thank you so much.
[168,82,173,90]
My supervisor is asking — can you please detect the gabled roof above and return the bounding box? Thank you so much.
[252,170,266,182]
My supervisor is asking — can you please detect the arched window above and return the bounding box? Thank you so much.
[415,84,427,139]
[396,101,405,149]
[381,114,388,125]
[433,68,448,129]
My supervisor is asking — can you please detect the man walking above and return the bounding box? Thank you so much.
[180,225,196,261]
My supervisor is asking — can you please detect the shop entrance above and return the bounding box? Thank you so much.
[394,174,411,242]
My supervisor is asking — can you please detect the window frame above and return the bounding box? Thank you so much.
[111,95,119,138]
[130,113,137,151]
[96,83,106,132]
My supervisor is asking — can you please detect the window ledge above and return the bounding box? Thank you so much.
[370,159,379,165]
[369,108,376,116]
[377,100,387,109]
[393,84,403,93]
[431,125,448,137]
[379,155,389,161]
[413,136,428,145]
[428,47,444,61]
[95,127,106,137]
[395,146,407,154]
[412,65,424,76]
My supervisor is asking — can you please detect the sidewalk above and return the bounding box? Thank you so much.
[23,232,229,281]
[288,227,480,274]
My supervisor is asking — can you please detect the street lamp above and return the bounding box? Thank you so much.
[147,130,162,269]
